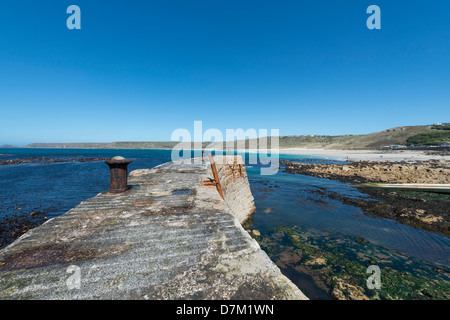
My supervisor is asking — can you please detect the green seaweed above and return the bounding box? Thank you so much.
[257,226,450,300]
[396,190,450,203]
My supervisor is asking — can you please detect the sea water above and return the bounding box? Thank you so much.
[0,148,448,299]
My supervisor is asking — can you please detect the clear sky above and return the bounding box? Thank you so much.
[1,0,449,145]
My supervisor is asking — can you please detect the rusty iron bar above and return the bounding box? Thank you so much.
[237,155,243,177]
[202,177,217,186]
[208,153,225,200]
[202,178,217,188]
[105,156,132,194]
[229,162,235,180]
[227,156,243,179]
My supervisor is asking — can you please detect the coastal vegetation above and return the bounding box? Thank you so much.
[431,124,450,130]
[406,131,450,146]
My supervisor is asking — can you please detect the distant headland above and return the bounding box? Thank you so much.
[1,124,449,151]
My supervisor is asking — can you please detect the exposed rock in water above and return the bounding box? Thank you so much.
[282,160,450,236]
[282,160,450,184]
[0,207,49,248]
[258,227,450,300]
[0,157,110,166]
[252,230,261,237]
[331,276,370,300]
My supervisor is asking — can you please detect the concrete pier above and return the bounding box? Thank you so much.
[0,157,307,300]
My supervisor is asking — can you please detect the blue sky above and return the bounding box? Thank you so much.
[1,0,449,145]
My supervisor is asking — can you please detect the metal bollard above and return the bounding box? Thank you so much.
[105,156,132,194]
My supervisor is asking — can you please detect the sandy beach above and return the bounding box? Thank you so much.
[276,148,450,162]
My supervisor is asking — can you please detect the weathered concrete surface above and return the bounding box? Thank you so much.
[210,155,256,227]
[0,158,307,300]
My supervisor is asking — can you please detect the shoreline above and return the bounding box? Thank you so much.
[2,147,449,163]
[277,148,450,162]
[281,160,450,236]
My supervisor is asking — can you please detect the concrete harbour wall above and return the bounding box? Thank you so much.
[208,155,256,227]
[0,157,307,300]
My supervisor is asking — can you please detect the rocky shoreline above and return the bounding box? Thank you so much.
[282,160,450,184]
[281,160,450,236]
[0,156,110,247]
[257,226,450,300]
[0,204,50,248]
[0,157,110,166]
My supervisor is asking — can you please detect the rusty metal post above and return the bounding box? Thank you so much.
[208,153,224,200]
[105,156,132,194]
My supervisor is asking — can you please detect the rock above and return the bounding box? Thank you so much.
[252,230,261,237]
[281,159,450,184]
[304,257,327,266]
[418,215,443,224]
[331,276,370,300]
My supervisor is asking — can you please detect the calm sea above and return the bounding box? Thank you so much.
[1,148,449,299]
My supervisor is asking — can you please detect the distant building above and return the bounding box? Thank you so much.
[379,145,407,150]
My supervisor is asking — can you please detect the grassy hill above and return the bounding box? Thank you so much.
[278,125,450,149]
[10,124,450,150]
[215,124,450,150]
[280,125,450,149]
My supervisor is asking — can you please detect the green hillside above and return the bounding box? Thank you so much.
[13,124,450,150]
[278,125,450,149]
[222,125,449,150]
[278,125,449,149]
